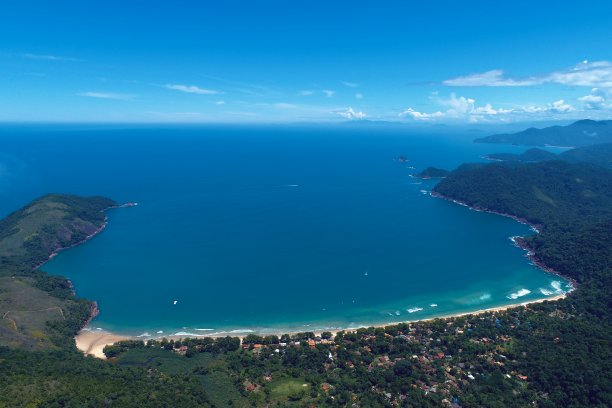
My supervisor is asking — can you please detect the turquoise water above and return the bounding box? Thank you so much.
[0,124,571,336]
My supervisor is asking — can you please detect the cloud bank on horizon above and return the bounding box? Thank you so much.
[0,1,611,124]
[396,61,611,123]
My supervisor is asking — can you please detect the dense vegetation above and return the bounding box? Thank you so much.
[1,152,611,407]
[0,195,218,407]
[435,159,612,407]
[484,148,557,163]
[561,143,612,168]
[435,160,612,228]
[0,194,114,350]
[0,346,210,407]
[484,143,612,168]
[475,119,612,146]
[0,193,114,274]
[413,167,450,179]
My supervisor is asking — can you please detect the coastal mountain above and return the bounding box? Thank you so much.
[434,159,612,406]
[475,119,612,147]
[0,194,115,273]
[560,142,612,168]
[0,194,114,349]
[484,143,612,168]
[0,194,214,407]
[434,160,612,228]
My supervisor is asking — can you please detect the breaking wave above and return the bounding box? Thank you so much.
[507,288,531,300]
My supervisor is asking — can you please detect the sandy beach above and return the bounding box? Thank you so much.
[326,292,569,336]
[75,292,569,359]
[75,330,130,359]
[403,293,567,324]
[73,191,573,359]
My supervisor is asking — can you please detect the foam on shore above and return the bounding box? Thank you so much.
[507,288,531,300]
[173,331,209,337]
[551,281,564,293]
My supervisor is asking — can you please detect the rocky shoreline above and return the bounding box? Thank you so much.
[34,203,138,336]
[430,191,577,292]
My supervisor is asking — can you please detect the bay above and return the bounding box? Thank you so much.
[0,124,571,336]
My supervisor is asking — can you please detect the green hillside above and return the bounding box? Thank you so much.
[0,194,114,350]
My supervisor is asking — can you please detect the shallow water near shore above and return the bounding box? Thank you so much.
[0,124,572,336]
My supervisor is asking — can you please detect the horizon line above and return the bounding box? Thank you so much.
[0,118,590,127]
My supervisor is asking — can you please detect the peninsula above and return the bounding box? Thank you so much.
[412,166,450,179]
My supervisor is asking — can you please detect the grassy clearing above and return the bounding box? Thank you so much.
[0,277,68,349]
[268,376,309,400]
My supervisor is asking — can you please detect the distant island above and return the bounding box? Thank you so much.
[475,119,612,147]
[396,155,410,163]
[412,167,450,179]
[484,143,612,168]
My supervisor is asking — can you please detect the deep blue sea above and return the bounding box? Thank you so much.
[0,124,572,336]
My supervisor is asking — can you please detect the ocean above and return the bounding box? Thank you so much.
[0,124,572,336]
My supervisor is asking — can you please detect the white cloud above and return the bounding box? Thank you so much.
[444,61,612,88]
[579,94,605,106]
[399,93,574,123]
[341,81,359,88]
[518,100,575,113]
[300,89,339,98]
[436,93,512,117]
[337,107,366,120]
[165,84,220,95]
[77,92,134,100]
[439,94,476,115]
[274,103,297,109]
[21,53,79,62]
[548,99,575,113]
[443,70,537,87]
[578,88,609,110]
[215,100,226,105]
[474,103,512,115]
[355,93,363,99]
[399,108,444,120]
[548,61,612,87]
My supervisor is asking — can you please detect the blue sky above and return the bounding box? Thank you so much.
[1,0,611,123]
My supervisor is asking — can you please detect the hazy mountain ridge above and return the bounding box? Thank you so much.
[475,119,612,147]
